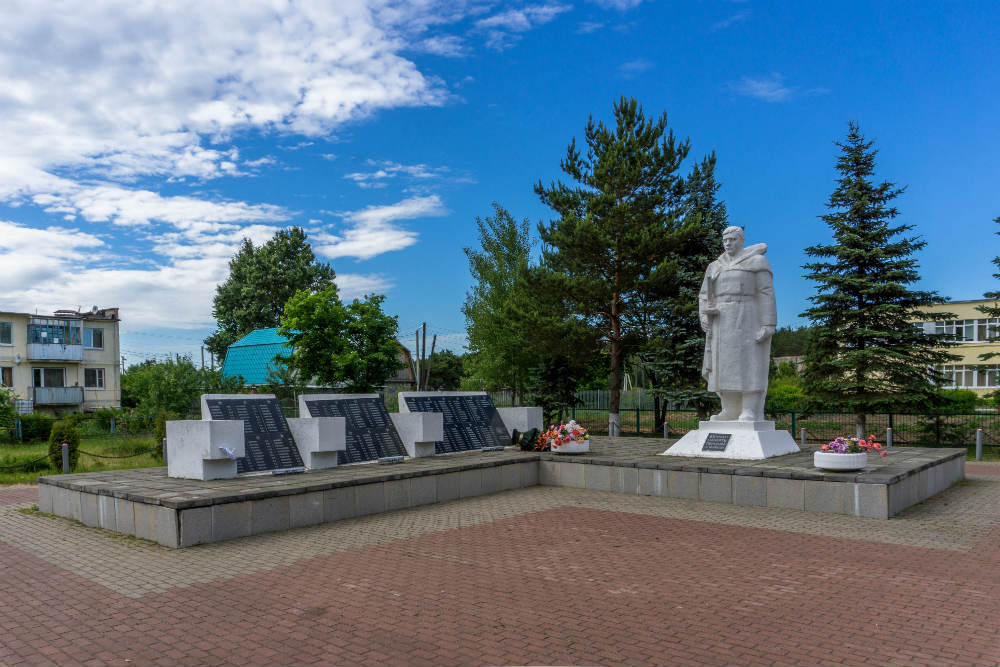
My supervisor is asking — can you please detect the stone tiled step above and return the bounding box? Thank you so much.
[37,438,967,548]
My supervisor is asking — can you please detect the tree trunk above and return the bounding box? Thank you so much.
[608,293,622,437]
[855,412,867,438]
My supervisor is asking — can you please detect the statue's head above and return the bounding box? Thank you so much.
[722,226,744,256]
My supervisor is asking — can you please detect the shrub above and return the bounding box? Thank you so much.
[766,383,806,415]
[938,389,980,414]
[20,414,56,441]
[93,408,123,432]
[48,418,81,471]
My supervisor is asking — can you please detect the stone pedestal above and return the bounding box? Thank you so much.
[166,420,246,480]
[390,412,444,458]
[661,420,799,460]
[496,407,543,437]
[286,417,347,469]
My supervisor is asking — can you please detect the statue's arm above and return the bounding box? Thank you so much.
[754,261,777,342]
[698,271,714,332]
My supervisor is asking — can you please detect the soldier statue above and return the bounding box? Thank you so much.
[699,226,776,422]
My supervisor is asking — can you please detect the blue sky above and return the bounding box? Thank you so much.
[0,0,996,366]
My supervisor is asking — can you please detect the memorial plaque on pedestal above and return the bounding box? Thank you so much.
[702,432,732,452]
[204,396,303,474]
[401,393,508,454]
[301,395,407,464]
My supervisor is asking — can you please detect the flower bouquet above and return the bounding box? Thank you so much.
[535,420,590,454]
[814,434,885,471]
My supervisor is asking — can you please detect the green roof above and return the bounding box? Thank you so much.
[221,328,292,385]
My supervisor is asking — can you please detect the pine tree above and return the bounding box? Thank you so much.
[802,122,957,435]
[638,153,728,424]
[535,97,713,435]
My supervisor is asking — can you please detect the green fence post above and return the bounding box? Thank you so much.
[888,413,894,431]
[936,417,942,446]
[791,410,796,435]
[636,407,640,435]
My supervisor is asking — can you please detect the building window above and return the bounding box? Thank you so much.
[28,321,81,345]
[1,367,11,387]
[932,319,1000,343]
[32,367,65,388]
[936,364,1000,388]
[84,368,105,390]
[0,322,11,345]
[83,327,104,349]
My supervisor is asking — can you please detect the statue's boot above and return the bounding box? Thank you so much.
[738,391,762,421]
[710,392,741,421]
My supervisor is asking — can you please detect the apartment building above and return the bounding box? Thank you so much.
[0,307,121,415]
[915,298,1000,395]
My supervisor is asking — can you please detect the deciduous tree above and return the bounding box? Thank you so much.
[206,227,336,361]
[278,287,401,393]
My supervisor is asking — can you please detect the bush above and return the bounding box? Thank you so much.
[48,418,81,471]
[153,409,178,461]
[766,383,806,415]
[20,414,56,441]
[938,389,980,414]
[93,408,123,432]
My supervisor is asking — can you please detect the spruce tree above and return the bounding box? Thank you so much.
[976,217,1000,359]
[802,122,957,435]
[535,97,712,435]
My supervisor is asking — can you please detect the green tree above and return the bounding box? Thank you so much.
[462,203,537,399]
[535,97,717,434]
[278,286,401,392]
[636,152,728,424]
[801,122,957,435]
[976,217,1000,367]
[427,350,464,391]
[122,357,243,418]
[205,227,336,361]
[770,326,814,357]
[0,387,16,438]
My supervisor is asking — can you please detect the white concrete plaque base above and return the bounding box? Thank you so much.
[661,421,800,460]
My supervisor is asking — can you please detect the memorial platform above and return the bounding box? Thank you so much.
[37,437,965,548]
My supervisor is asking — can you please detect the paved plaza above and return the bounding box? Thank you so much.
[2,463,1000,666]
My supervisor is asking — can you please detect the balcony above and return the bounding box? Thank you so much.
[33,386,84,406]
[27,342,84,362]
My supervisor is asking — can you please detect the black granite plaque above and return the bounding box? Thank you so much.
[702,432,732,452]
[204,397,304,474]
[402,394,508,454]
[302,396,407,464]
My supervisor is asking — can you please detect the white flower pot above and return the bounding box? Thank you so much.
[814,451,868,471]
[551,440,589,454]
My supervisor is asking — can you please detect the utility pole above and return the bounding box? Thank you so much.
[201,346,205,369]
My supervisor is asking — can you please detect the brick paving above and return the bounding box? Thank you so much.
[2,468,1000,665]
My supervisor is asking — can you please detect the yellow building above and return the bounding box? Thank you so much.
[0,307,122,415]
[916,298,1000,395]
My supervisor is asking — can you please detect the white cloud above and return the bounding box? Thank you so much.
[0,2,507,331]
[474,3,573,50]
[728,73,829,102]
[729,73,795,102]
[314,195,446,260]
[343,159,452,188]
[710,9,751,31]
[335,273,395,299]
[587,0,642,9]
[576,21,605,34]
[418,35,468,57]
[620,58,653,79]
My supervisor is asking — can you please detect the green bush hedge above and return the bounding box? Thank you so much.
[47,418,81,471]
[20,414,56,441]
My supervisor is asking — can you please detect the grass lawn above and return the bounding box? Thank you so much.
[0,434,161,486]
